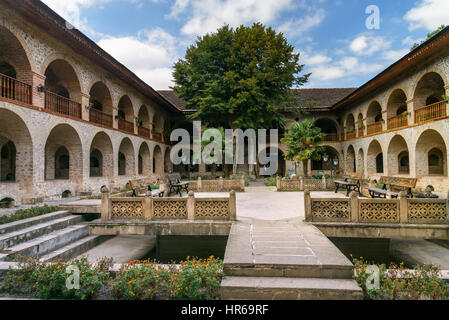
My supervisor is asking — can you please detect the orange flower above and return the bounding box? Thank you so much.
[128,281,132,285]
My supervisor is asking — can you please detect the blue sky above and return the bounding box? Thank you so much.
[42,0,449,90]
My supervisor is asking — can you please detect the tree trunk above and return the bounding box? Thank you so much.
[303,160,309,178]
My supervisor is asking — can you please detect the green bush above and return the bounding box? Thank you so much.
[264,176,277,187]
[171,256,223,300]
[111,260,173,300]
[0,205,60,225]
[353,257,449,300]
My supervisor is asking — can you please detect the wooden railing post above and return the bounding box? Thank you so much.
[399,191,408,224]
[350,192,359,222]
[229,191,236,221]
[304,190,312,222]
[100,186,110,221]
[187,191,195,221]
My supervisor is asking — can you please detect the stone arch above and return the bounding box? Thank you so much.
[366,101,383,124]
[138,142,151,176]
[44,124,83,181]
[415,129,447,177]
[118,137,135,176]
[357,148,365,177]
[152,113,163,134]
[316,118,339,141]
[413,72,446,109]
[90,132,113,178]
[346,145,356,173]
[164,148,172,174]
[44,59,82,103]
[387,135,410,175]
[117,95,134,122]
[153,145,163,175]
[345,114,355,131]
[0,108,33,186]
[0,25,34,82]
[311,146,341,172]
[88,81,114,125]
[387,88,408,118]
[367,140,384,175]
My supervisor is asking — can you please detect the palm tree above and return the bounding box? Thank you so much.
[281,119,326,177]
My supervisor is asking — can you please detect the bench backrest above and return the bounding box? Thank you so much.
[343,173,363,181]
[379,176,417,189]
[168,173,181,185]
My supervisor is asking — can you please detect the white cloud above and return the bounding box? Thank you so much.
[278,8,326,40]
[167,0,294,36]
[303,53,332,65]
[349,35,391,56]
[382,49,409,62]
[97,28,178,89]
[404,0,449,31]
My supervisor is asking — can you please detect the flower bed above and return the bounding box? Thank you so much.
[0,256,224,300]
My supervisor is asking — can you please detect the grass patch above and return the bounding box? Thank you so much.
[0,205,60,225]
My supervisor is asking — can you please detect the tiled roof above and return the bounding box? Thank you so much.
[158,88,358,112]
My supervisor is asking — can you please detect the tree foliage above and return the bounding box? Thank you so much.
[411,25,446,51]
[173,23,310,130]
[281,119,325,176]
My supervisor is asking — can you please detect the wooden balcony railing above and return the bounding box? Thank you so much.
[118,118,134,133]
[152,132,162,141]
[346,131,356,140]
[415,101,447,124]
[45,91,81,119]
[323,133,341,142]
[367,122,383,135]
[387,113,408,130]
[0,72,32,105]
[89,108,113,128]
[138,126,151,139]
[358,128,364,138]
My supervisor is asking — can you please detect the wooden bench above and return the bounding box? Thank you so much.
[334,173,362,196]
[368,176,417,199]
[128,179,165,198]
[168,173,189,196]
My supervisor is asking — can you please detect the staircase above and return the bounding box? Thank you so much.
[220,221,363,300]
[0,211,109,262]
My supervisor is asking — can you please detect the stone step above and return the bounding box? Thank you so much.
[39,235,112,262]
[1,225,89,261]
[220,276,363,300]
[0,211,72,235]
[0,215,84,249]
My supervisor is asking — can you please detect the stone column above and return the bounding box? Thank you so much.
[350,191,359,222]
[187,191,195,220]
[80,93,90,121]
[144,192,152,220]
[381,110,388,131]
[112,107,118,129]
[322,175,327,190]
[30,72,46,108]
[100,186,110,221]
[219,176,224,192]
[240,175,245,191]
[229,191,236,221]
[399,191,408,224]
[197,176,202,192]
[304,190,312,222]
[445,85,449,116]
[406,99,415,125]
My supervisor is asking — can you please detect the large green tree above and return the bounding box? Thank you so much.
[281,119,325,177]
[173,23,310,130]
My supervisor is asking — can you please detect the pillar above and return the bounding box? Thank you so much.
[100,185,110,221]
[187,191,195,220]
[304,190,312,222]
[229,190,236,221]
[350,191,359,222]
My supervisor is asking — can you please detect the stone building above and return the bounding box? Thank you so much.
[2,1,449,206]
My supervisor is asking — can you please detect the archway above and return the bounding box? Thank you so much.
[137,105,151,138]
[164,148,172,174]
[153,145,163,175]
[0,109,33,185]
[387,135,409,175]
[311,146,340,173]
[346,145,356,173]
[117,95,134,133]
[414,72,445,109]
[367,140,383,175]
[45,124,83,181]
[118,138,135,176]
[90,132,113,178]
[316,118,339,141]
[386,89,408,130]
[415,129,447,177]
[345,114,355,139]
[89,82,113,128]
[138,142,151,176]
[366,101,383,135]
[357,148,365,177]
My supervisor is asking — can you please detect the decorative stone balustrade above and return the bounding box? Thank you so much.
[277,177,335,192]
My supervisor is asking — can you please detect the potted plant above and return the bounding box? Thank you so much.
[358,121,364,129]
[135,117,142,127]
[349,127,355,134]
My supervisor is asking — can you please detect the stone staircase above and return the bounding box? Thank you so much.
[220,221,363,300]
[0,211,109,262]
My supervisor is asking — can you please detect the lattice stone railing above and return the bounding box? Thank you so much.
[304,191,449,225]
[277,177,334,192]
[102,187,236,221]
[190,177,245,192]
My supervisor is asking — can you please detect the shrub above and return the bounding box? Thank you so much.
[170,256,223,300]
[0,205,60,225]
[353,257,449,300]
[111,260,173,300]
[264,176,277,187]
